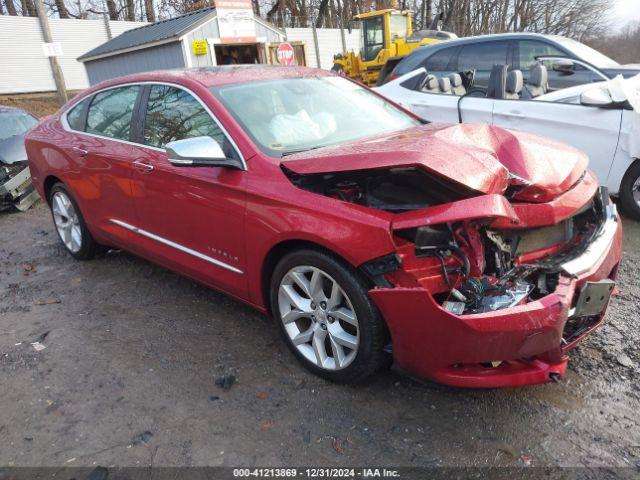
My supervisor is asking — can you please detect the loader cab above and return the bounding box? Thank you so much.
[357,10,411,62]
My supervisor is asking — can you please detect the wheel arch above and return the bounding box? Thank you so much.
[43,175,64,204]
[260,239,373,316]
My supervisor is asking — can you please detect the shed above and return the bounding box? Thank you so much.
[78,6,286,85]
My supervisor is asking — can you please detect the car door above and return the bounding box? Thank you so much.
[376,70,494,124]
[126,83,248,298]
[492,98,623,185]
[63,85,142,245]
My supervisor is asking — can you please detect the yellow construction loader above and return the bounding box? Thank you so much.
[332,9,456,86]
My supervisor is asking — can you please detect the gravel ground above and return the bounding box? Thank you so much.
[0,202,638,473]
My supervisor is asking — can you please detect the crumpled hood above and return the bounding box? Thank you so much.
[0,134,28,165]
[282,123,588,203]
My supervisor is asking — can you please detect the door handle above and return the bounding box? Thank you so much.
[497,111,525,119]
[72,146,88,157]
[133,159,154,173]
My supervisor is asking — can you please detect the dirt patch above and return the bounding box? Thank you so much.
[0,91,80,117]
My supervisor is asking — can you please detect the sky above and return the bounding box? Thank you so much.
[610,0,640,30]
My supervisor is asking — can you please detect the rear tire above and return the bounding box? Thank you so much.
[619,160,640,221]
[270,248,387,383]
[49,182,102,260]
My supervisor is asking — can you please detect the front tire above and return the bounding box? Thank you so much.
[270,249,387,383]
[619,160,640,220]
[49,182,101,260]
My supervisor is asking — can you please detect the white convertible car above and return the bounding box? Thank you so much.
[376,64,640,219]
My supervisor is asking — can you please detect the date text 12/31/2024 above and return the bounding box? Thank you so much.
[233,468,401,478]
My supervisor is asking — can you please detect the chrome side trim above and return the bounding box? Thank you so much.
[561,205,618,277]
[109,218,243,274]
[61,81,247,169]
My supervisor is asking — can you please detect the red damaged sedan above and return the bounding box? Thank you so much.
[25,66,622,388]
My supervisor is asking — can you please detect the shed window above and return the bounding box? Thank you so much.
[143,85,233,157]
[86,86,140,141]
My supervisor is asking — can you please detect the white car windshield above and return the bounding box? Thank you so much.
[211,76,421,156]
[555,37,620,68]
[0,111,38,142]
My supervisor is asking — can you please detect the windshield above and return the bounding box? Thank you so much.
[555,37,620,68]
[0,111,38,142]
[211,76,420,157]
[360,16,385,62]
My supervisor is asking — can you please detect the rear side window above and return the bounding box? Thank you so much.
[86,86,140,141]
[457,41,509,71]
[424,46,459,72]
[66,99,88,131]
[143,85,229,153]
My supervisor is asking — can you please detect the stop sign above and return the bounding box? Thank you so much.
[276,43,296,66]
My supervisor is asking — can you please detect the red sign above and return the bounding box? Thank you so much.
[276,43,296,66]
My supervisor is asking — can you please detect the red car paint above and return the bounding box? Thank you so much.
[25,66,622,388]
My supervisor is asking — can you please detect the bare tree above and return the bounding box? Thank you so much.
[144,0,155,20]
[5,0,18,14]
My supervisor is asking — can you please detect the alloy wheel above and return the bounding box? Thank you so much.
[52,191,82,253]
[278,266,360,370]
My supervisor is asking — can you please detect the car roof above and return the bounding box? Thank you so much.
[85,65,332,95]
[407,32,566,57]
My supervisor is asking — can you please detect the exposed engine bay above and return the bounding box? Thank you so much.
[285,164,610,316]
[283,165,479,212]
[397,188,608,315]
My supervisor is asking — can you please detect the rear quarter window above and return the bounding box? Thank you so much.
[86,86,140,141]
[66,99,88,131]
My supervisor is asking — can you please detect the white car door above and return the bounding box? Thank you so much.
[492,99,622,188]
[375,69,494,124]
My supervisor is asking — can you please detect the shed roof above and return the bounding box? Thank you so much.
[79,7,217,62]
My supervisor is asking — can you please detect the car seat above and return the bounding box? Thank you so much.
[485,64,507,99]
[522,64,548,99]
[448,73,466,96]
[505,70,523,100]
[438,77,452,94]
[420,74,439,93]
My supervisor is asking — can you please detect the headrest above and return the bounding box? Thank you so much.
[506,70,523,94]
[529,63,548,87]
[448,73,463,87]
[424,74,438,90]
[438,77,451,92]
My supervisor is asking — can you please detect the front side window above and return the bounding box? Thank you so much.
[143,85,230,153]
[457,41,509,71]
[212,75,421,157]
[518,40,566,71]
[361,16,385,62]
[86,86,139,141]
[0,111,38,142]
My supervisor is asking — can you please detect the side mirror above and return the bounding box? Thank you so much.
[580,87,614,107]
[165,136,242,169]
[552,59,575,75]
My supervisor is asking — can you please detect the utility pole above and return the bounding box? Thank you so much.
[34,0,68,105]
